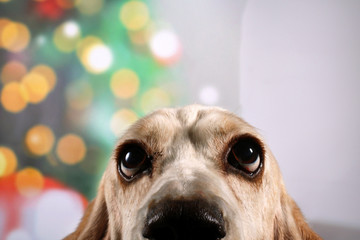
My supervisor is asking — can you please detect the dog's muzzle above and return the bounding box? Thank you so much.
[142,198,226,240]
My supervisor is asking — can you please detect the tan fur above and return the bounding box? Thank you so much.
[64,105,322,240]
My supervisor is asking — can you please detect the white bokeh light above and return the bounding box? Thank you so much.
[87,44,113,73]
[150,29,180,61]
[63,21,80,38]
[199,86,219,105]
[34,190,84,240]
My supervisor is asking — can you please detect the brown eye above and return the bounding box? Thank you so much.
[228,138,262,175]
[117,145,151,180]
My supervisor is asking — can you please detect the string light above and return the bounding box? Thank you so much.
[1,60,27,84]
[25,125,55,156]
[54,20,81,52]
[31,65,57,91]
[56,134,86,165]
[21,72,50,104]
[15,167,44,197]
[199,86,219,105]
[110,109,138,136]
[77,36,113,74]
[140,88,171,114]
[149,29,181,65]
[120,0,149,31]
[1,82,28,113]
[110,69,140,99]
[0,146,17,177]
[0,21,31,52]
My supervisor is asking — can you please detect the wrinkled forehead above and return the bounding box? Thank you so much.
[118,105,261,154]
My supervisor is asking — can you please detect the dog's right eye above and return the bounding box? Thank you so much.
[117,145,150,180]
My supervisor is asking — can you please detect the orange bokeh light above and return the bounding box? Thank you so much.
[0,82,28,113]
[1,21,31,52]
[0,146,17,177]
[21,72,50,104]
[25,125,55,156]
[15,167,44,197]
[56,134,86,165]
[31,64,57,91]
[1,60,27,84]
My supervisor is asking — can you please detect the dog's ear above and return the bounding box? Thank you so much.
[274,195,322,240]
[63,182,109,240]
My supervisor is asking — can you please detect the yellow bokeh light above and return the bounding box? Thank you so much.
[120,0,149,31]
[140,88,171,114]
[75,0,103,15]
[56,134,86,165]
[110,109,138,136]
[21,72,50,104]
[31,65,57,91]
[1,82,28,113]
[110,69,140,99]
[54,21,81,52]
[15,167,44,197]
[0,146,17,177]
[77,36,113,74]
[0,0,12,3]
[1,60,27,84]
[1,21,30,52]
[25,125,55,156]
[66,80,93,110]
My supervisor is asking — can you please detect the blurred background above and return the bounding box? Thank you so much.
[0,0,359,239]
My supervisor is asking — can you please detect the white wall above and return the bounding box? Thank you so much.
[240,0,360,230]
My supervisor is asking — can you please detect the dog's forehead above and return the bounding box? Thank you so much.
[120,105,259,152]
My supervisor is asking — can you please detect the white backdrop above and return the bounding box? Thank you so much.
[240,0,360,236]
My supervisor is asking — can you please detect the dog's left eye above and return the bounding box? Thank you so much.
[117,145,150,180]
[228,138,262,175]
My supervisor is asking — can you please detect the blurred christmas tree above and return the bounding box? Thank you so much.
[0,0,183,200]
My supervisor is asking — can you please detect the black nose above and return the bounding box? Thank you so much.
[142,198,226,240]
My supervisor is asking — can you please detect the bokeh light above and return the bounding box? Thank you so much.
[140,88,171,113]
[54,20,81,52]
[31,65,57,91]
[0,0,12,3]
[1,82,28,113]
[0,21,31,52]
[199,85,219,105]
[34,190,85,240]
[1,60,27,84]
[0,18,11,47]
[25,125,55,156]
[149,29,181,65]
[21,72,50,104]
[110,69,140,99]
[110,109,138,136]
[65,79,93,110]
[120,0,149,31]
[0,146,17,177]
[15,167,44,197]
[75,0,103,16]
[56,134,86,165]
[77,36,113,74]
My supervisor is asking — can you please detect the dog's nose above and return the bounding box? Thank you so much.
[142,198,226,240]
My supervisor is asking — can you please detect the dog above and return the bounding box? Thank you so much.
[65,105,321,240]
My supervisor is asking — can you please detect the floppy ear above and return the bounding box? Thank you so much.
[274,196,322,240]
[63,183,109,240]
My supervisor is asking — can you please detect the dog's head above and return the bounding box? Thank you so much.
[65,105,321,240]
